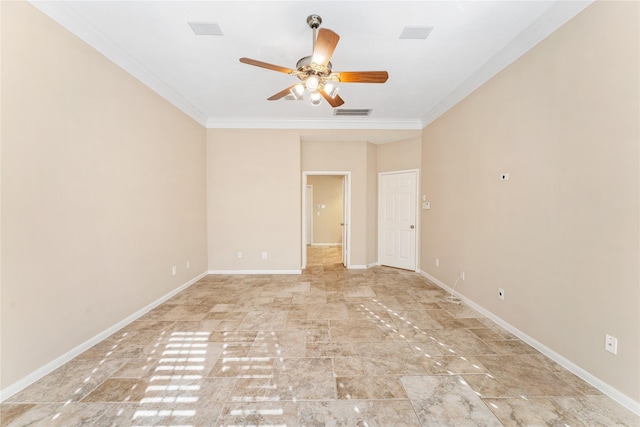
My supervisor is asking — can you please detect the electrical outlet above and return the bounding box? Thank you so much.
[461,271,465,281]
[172,266,177,276]
[262,252,268,259]
[498,288,505,300]
[237,251,242,259]
[605,334,618,354]
[186,260,190,269]
[435,258,439,267]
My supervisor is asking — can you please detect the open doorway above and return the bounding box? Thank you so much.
[302,171,351,269]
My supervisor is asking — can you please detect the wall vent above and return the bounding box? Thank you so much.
[334,109,371,117]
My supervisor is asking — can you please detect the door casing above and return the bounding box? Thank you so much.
[302,171,351,269]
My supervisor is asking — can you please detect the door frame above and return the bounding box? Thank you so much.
[306,185,314,245]
[377,169,420,271]
[302,171,351,269]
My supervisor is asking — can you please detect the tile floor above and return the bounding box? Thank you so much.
[2,246,638,426]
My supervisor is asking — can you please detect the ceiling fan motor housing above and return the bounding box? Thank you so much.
[307,14,322,29]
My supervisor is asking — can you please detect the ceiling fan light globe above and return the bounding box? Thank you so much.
[310,91,322,106]
[305,75,320,92]
[324,82,339,99]
[290,84,304,99]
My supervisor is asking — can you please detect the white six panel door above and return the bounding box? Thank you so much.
[378,171,417,270]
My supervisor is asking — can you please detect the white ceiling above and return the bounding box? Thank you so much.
[31,1,593,131]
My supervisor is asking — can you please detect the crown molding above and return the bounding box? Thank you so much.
[420,0,594,128]
[205,117,423,130]
[29,1,209,127]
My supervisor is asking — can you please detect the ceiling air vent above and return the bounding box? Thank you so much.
[334,109,371,117]
[399,26,433,40]
[188,22,224,36]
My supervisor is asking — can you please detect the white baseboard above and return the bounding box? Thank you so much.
[348,263,378,270]
[0,271,208,402]
[419,270,640,416]
[208,270,301,275]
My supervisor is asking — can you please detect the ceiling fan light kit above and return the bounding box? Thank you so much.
[239,14,388,108]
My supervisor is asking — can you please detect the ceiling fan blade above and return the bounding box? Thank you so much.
[312,28,340,66]
[267,85,298,101]
[320,91,345,108]
[335,71,389,83]
[240,57,294,74]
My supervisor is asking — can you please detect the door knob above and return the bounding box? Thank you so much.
[410,225,415,229]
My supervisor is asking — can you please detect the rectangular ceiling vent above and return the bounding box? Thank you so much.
[188,22,224,36]
[399,26,433,40]
[334,109,371,117]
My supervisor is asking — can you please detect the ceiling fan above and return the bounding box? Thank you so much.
[239,14,388,107]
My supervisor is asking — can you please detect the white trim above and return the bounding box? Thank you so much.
[206,118,423,130]
[310,243,342,247]
[208,270,301,275]
[419,269,640,416]
[348,263,378,270]
[0,271,208,402]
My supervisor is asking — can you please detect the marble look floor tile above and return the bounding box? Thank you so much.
[273,358,336,400]
[5,247,637,426]
[209,355,275,378]
[81,378,148,403]
[298,399,421,426]
[7,359,125,404]
[343,285,376,298]
[306,302,350,320]
[424,309,472,329]
[0,404,35,427]
[207,331,258,343]
[401,375,502,426]
[352,342,427,376]
[332,356,368,376]
[484,395,640,426]
[329,319,388,342]
[217,401,300,426]
[462,373,515,398]
[469,327,515,342]
[554,371,603,396]
[285,319,331,343]
[430,329,498,356]
[237,311,288,331]
[158,304,213,321]
[478,354,581,397]
[2,403,121,427]
[305,341,358,357]
[248,330,307,358]
[336,376,408,400]
[553,395,640,426]
[484,339,537,354]
[421,355,490,375]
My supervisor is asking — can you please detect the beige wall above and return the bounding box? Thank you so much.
[307,176,343,244]
[206,131,420,271]
[206,129,301,271]
[1,1,208,391]
[420,0,639,402]
[377,137,422,172]
[301,140,374,267]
